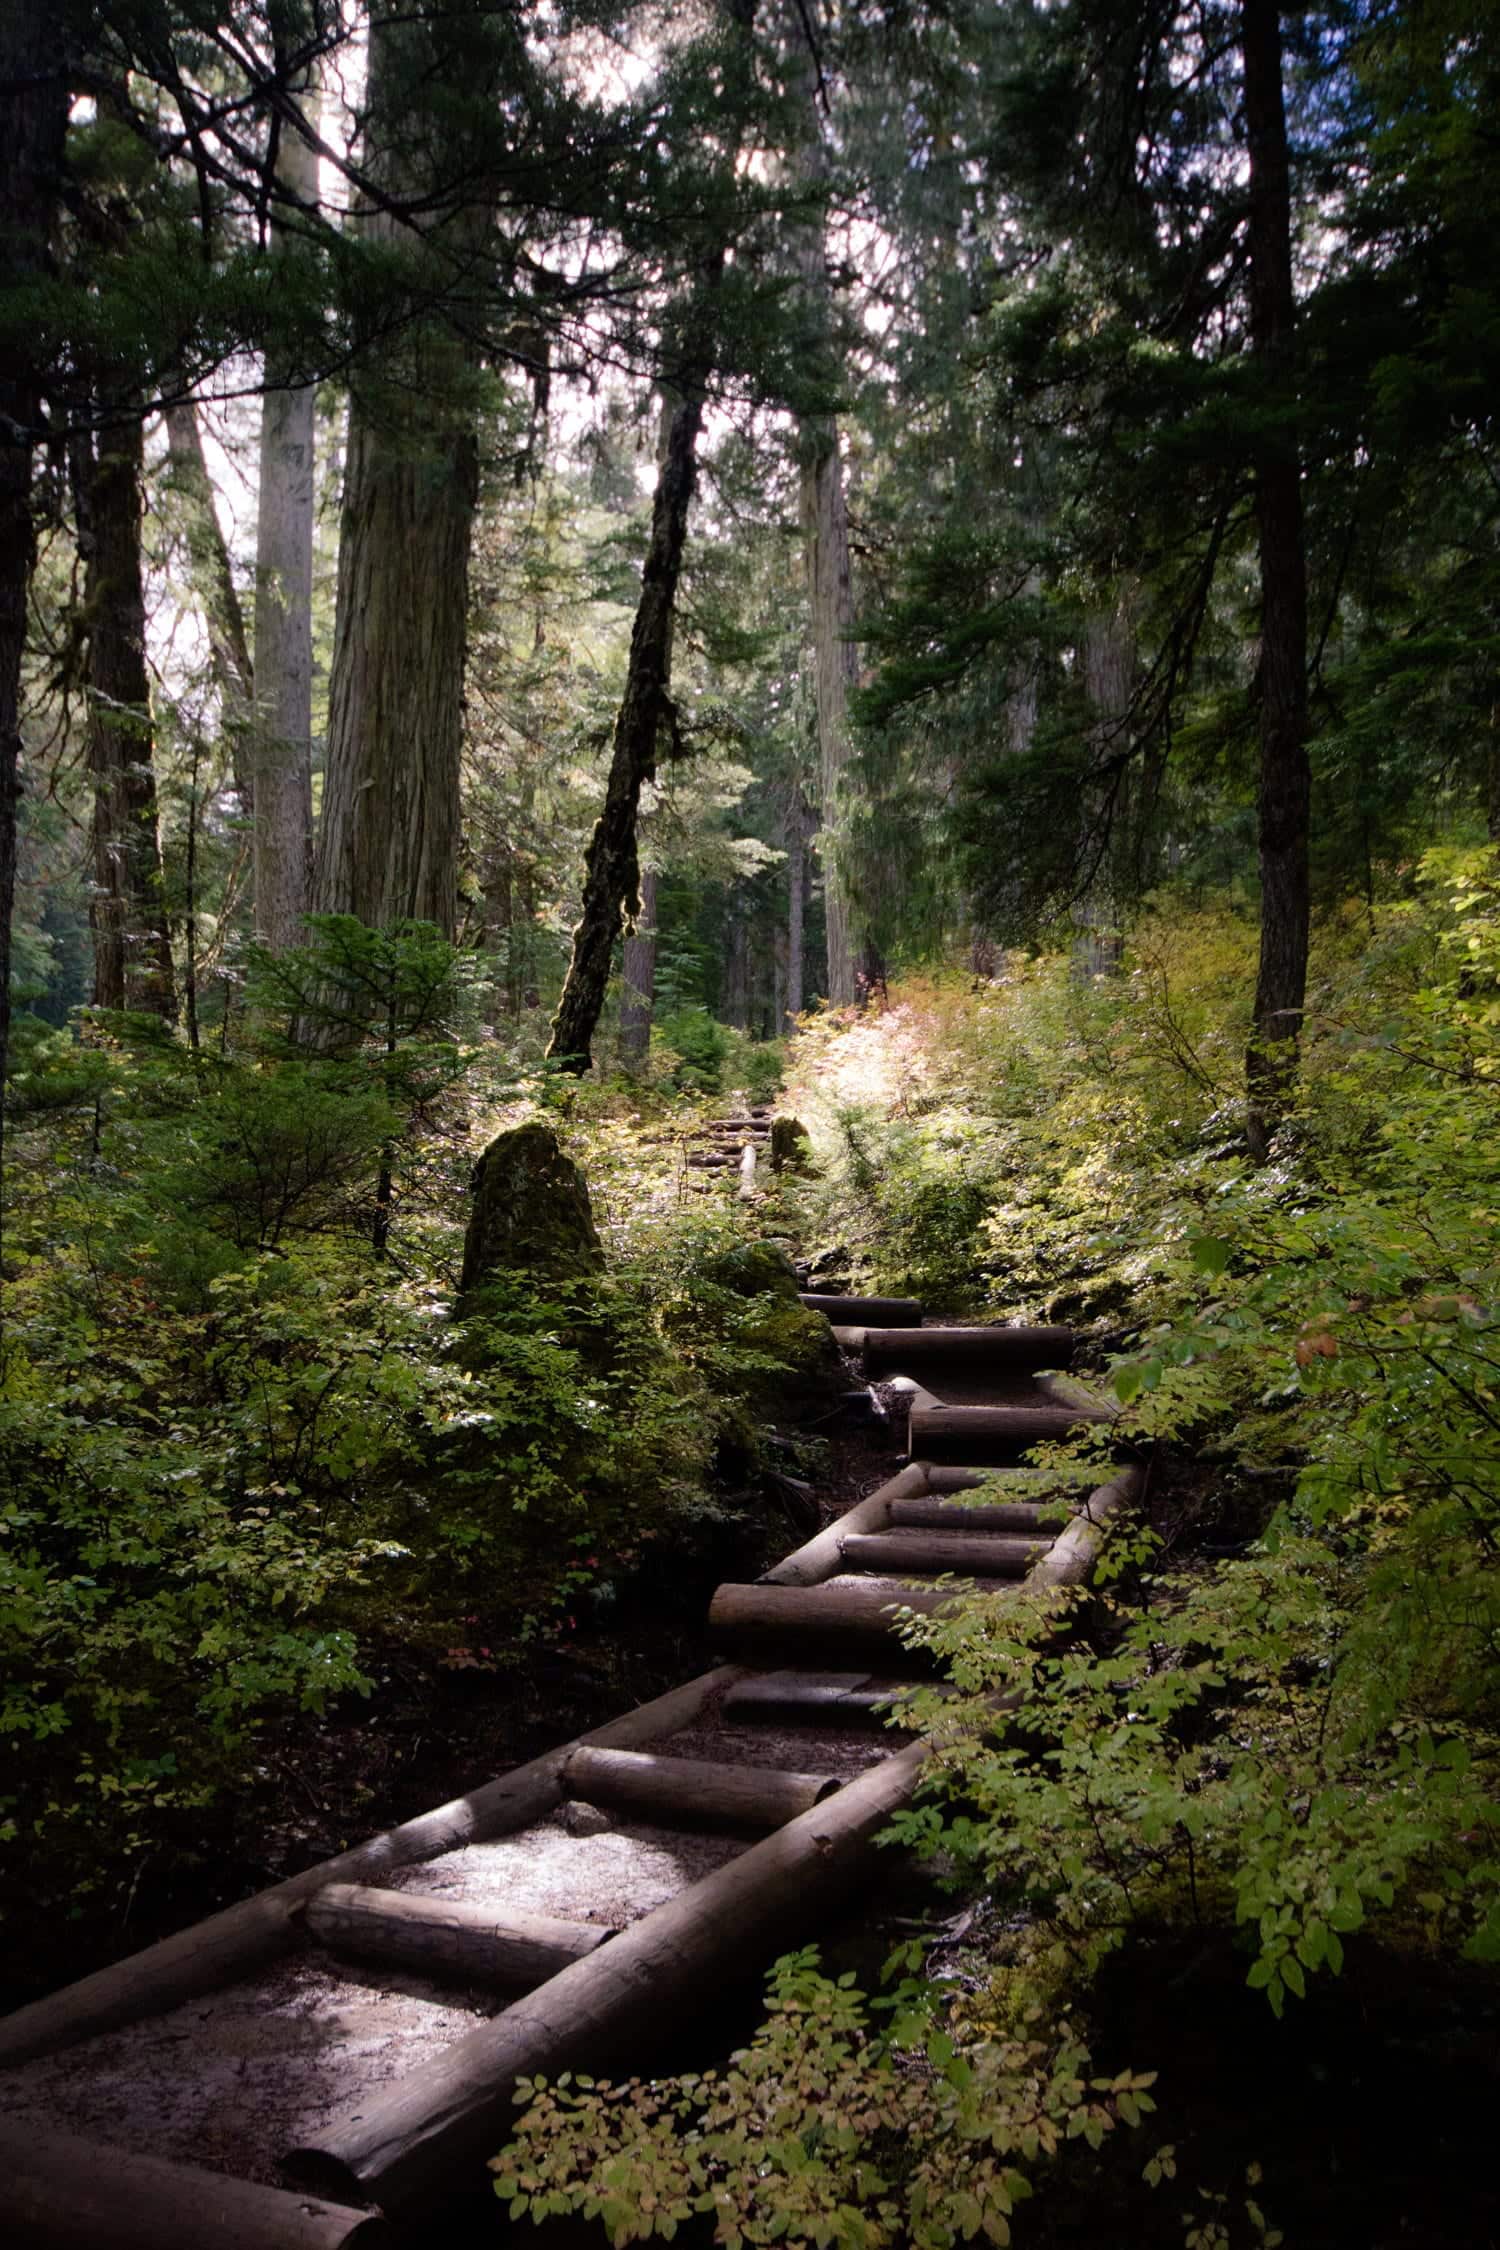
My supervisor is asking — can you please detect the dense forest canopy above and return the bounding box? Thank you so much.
[2,0,1499,2237]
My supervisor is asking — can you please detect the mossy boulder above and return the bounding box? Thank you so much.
[702,1238,843,1415]
[769,1114,816,1174]
[459,1121,604,1298]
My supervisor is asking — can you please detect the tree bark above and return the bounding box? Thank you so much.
[785,786,807,1024]
[1075,593,1135,974]
[547,376,708,1072]
[1241,0,1310,1160]
[163,403,254,797]
[251,70,319,952]
[723,900,750,1029]
[783,12,866,1008]
[618,861,657,1067]
[315,18,479,939]
[79,412,176,1017]
[0,0,68,1289]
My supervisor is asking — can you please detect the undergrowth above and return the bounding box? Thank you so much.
[0,919,813,1905]
[495,846,1500,2247]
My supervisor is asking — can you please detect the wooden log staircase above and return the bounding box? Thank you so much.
[0,1299,1134,2247]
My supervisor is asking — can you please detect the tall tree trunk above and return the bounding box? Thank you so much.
[786,16,865,1008]
[785,797,806,1027]
[800,410,862,1007]
[723,904,750,1030]
[315,20,479,939]
[619,863,657,1069]
[0,0,68,1295]
[163,404,254,800]
[1241,0,1310,1161]
[252,70,319,952]
[79,413,176,1017]
[1075,594,1135,975]
[547,375,708,1074]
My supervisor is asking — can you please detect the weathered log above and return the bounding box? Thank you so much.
[282,1740,931,2210]
[761,1462,925,1587]
[916,1464,1095,1496]
[840,1529,1049,1578]
[709,1576,964,1663]
[0,1666,739,2068]
[1028,1465,1143,1587]
[721,1669,932,1728]
[0,2121,392,2250]
[885,1375,944,1417]
[890,1494,1062,1535]
[909,1403,1112,1465]
[562,1745,839,1832]
[303,1886,613,1989]
[797,1293,923,1327]
[863,1324,1076,1376]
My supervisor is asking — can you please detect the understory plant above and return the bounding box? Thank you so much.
[497,848,1500,2239]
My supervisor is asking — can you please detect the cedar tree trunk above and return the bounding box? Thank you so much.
[786,19,866,1009]
[164,403,254,793]
[251,72,319,952]
[80,413,176,1016]
[315,17,479,939]
[1241,0,1310,1160]
[0,0,68,1291]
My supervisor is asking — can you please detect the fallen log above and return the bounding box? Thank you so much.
[0,2120,392,2250]
[761,1462,925,1587]
[797,1294,923,1327]
[282,1740,931,2211]
[840,1529,1049,1578]
[709,1576,964,1663]
[302,1886,613,1990]
[908,1403,1112,1465]
[562,1745,839,1832]
[863,1325,1076,1376]
[721,1669,933,1728]
[0,1666,739,2069]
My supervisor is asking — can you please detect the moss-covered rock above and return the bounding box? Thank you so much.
[769,1114,815,1174]
[701,1238,843,1415]
[459,1121,603,1298]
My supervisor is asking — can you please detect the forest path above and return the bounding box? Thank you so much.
[0,1304,1135,2250]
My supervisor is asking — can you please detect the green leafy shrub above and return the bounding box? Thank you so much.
[494,1947,1153,2250]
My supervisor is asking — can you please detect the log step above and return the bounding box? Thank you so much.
[721,1668,933,1728]
[561,1744,839,1832]
[890,1494,1067,1534]
[916,1463,1098,1495]
[909,1403,1112,1465]
[840,1529,1049,1577]
[797,1293,923,1327]
[863,1324,1076,1376]
[0,2119,393,2250]
[709,1576,967,1664]
[303,1885,612,1990]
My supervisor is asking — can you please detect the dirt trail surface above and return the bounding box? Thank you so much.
[0,1300,1131,2246]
